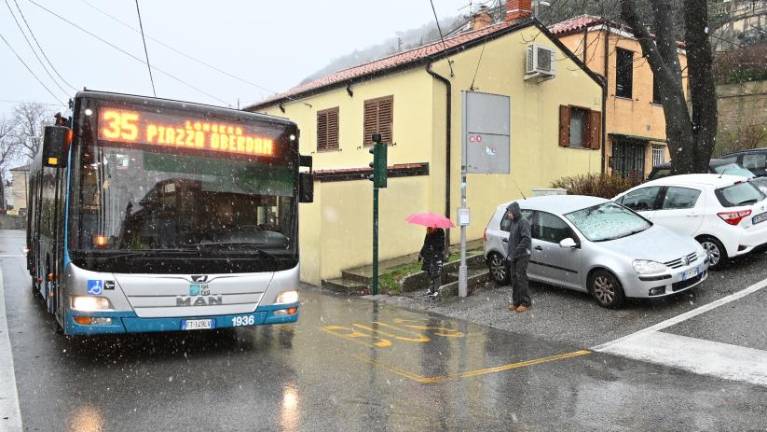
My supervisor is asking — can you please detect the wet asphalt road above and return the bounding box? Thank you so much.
[3,230,767,432]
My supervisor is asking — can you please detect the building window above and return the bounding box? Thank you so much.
[652,73,662,104]
[652,144,665,167]
[363,96,393,146]
[559,105,601,149]
[616,48,634,99]
[317,107,339,151]
[569,108,587,148]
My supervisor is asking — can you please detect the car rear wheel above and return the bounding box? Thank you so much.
[697,236,727,270]
[488,253,509,285]
[589,270,625,309]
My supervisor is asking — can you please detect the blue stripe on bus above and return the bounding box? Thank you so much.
[63,303,300,335]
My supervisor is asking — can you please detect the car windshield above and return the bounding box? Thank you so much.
[565,202,652,242]
[715,181,766,207]
[713,163,755,178]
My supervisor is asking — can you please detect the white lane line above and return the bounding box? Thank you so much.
[597,332,767,387]
[0,269,23,432]
[593,276,767,351]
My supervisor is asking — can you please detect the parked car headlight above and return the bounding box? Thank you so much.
[275,290,299,305]
[632,260,668,275]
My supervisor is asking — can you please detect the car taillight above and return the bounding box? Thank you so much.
[717,209,752,226]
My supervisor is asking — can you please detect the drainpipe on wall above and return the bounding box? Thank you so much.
[426,62,452,251]
[601,24,610,175]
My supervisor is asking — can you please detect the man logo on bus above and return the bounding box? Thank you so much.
[178,278,220,306]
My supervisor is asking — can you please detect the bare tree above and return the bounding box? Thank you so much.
[12,102,51,160]
[621,0,717,173]
[0,116,22,210]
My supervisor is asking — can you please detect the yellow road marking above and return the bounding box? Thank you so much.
[353,322,431,343]
[354,350,592,384]
[321,325,392,349]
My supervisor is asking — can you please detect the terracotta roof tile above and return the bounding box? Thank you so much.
[249,21,517,109]
[547,15,605,35]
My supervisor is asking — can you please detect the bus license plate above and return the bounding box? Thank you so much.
[182,319,214,331]
[753,212,767,225]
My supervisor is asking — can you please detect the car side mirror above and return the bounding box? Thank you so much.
[299,173,314,203]
[42,125,70,168]
[559,238,577,249]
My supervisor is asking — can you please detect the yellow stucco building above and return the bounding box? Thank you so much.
[248,7,604,286]
[551,16,689,179]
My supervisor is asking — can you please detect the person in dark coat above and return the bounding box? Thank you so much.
[505,202,532,312]
[419,227,445,297]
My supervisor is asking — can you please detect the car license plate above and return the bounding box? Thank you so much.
[682,266,700,281]
[752,212,767,225]
[182,319,214,331]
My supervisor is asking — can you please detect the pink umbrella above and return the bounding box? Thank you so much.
[406,212,455,229]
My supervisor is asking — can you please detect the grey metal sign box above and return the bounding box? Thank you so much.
[461,91,511,174]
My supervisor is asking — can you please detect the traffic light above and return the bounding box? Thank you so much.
[368,133,387,188]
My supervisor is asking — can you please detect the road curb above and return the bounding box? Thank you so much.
[0,268,23,432]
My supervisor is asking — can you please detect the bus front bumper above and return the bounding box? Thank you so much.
[63,303,300,336]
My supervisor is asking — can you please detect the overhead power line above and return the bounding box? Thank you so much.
[0,32,66,106]
[133,0,157,96]
[26,0,228,105]
[429,0,455,76]
[10,0,77,92]
[78,0,286,98]
[4,0,70,98]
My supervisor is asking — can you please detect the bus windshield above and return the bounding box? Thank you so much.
[68,103,297,273]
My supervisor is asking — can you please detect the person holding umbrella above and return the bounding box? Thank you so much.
[419,227,445,297]
[406,212,454,298]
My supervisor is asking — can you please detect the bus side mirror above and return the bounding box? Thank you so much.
[299,173,314,203]
[42,125,70,168]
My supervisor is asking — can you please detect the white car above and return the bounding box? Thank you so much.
[614,174,767,269]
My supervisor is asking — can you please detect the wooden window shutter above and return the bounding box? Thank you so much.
[363,100,376,146]
[317,107,339,151]
[558,105,571,147]
[363,96,394,146]
[317,111,328,151]
[379,96,393,145]
[587,110,601,150]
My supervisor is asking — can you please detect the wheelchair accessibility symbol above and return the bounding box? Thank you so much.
[87,280,104,295]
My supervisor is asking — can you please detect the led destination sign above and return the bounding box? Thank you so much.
[97,108,275,157]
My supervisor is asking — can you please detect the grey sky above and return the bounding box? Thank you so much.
[1,0,470,112]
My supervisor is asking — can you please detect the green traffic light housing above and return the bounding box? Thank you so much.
[368,133,387,188]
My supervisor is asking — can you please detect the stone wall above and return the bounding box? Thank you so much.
[716,80,767,154]
[0,215,26,230]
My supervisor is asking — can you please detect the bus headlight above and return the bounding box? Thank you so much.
[275,290,299,305]
[72,296,112,312]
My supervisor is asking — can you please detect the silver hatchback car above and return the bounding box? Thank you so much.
[484,195,709,308]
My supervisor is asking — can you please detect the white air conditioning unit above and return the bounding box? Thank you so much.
[525,44,555,81]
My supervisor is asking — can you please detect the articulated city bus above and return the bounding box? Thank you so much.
[26,90,313,336]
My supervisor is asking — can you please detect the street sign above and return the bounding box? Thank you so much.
[462,92,511,174]
[458,208,470,226]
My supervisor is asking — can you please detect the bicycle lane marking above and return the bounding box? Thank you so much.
[0,268,23,432]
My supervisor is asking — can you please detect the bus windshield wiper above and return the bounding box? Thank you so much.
[193,244,280,260]
[88,249,200,259]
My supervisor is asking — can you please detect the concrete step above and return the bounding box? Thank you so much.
[340,270,372,285]
[321,278,368,294]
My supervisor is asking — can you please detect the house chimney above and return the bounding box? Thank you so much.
[470,6,494,31]
[506,0,533,21]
